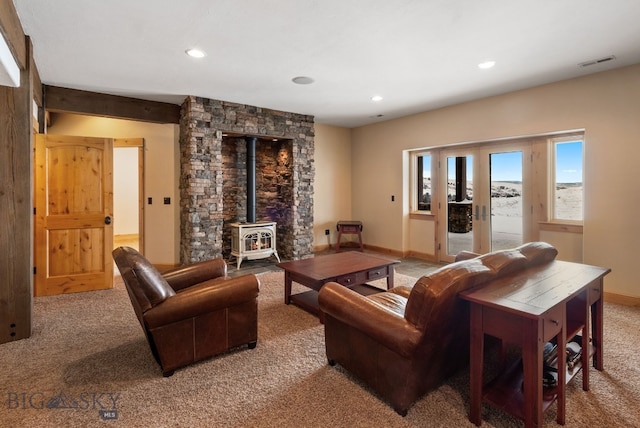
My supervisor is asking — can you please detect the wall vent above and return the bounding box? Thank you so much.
[579,55,616,68]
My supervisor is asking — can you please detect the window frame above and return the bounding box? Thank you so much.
[410,150,434,214]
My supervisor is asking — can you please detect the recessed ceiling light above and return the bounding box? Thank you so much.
[292,76,314,85]
[371,95,383,102]
[186,49,206,58]
[478,60,496,69]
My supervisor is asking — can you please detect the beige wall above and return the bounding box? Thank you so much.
[540,230,583,263]
[46,114,347,261]
[349,64,640,298]
[313,124,353,250]
[47,113,180,265]
[41,64,640,299]
[113,147,139,235]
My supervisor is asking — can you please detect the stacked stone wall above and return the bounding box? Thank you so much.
[179,96,314,263]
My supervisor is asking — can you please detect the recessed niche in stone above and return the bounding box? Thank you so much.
[179,96,315,264]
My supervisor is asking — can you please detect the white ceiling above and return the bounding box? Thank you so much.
[13,0,640,128]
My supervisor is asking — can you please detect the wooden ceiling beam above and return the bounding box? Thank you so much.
[29,38,42,107]
[0,0,27,70]
[44,85,181,124]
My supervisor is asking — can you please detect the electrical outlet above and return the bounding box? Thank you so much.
[325,229,330,235]
[148,197,152,204]
[164,197,171,205]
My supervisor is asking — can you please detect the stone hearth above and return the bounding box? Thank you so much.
[179,97,314,264]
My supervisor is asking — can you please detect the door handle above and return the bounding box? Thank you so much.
[474,205,479,221]
[482,205,487,221]
[105,216,112,225]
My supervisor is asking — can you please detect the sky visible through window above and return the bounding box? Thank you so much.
[490,152,521,182]
[555,141,583,184]
[445,141,583,184]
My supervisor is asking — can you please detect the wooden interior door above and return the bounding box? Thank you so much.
[34,134,114,296]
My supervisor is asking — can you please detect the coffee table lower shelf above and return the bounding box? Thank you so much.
[290,283,384,318]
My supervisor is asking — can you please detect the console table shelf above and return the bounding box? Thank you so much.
[483,339,596,424]
[483,359,557,422]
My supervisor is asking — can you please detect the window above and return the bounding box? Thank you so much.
[413,152,432,212]
[552,137,583,222]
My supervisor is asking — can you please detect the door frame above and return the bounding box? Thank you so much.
[437,140,533,262]
[480,141,533,252]
[113,138,145,254]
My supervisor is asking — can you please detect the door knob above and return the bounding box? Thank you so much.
[105,216,112,225]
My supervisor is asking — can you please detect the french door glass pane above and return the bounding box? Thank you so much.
[490,151,523,251]
[447,155,473,256]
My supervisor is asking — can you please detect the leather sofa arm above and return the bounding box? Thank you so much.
[144,274,259,329]
[455,250,480,262]
[318,282,421,358]
[162,258,228,291]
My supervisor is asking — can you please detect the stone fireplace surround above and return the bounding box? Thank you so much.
[179,96,315,265]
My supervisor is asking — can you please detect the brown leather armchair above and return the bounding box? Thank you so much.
[113,246,260,376]
[318,242,558,415]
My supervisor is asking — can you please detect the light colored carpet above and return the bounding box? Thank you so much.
[1,271,639,427]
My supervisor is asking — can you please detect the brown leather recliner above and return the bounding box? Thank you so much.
[113,246,260,376]
[318,242,558,415]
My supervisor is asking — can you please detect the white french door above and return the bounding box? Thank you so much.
[438,141,532,261]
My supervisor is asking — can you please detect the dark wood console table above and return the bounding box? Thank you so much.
[460,260,610,428]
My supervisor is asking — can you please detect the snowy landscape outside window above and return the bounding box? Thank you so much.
[552,138,583,222]
[416,154,431,212]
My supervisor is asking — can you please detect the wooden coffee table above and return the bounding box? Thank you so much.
[276,252,399,319]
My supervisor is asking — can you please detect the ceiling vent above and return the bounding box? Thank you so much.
[579,55,616,68]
